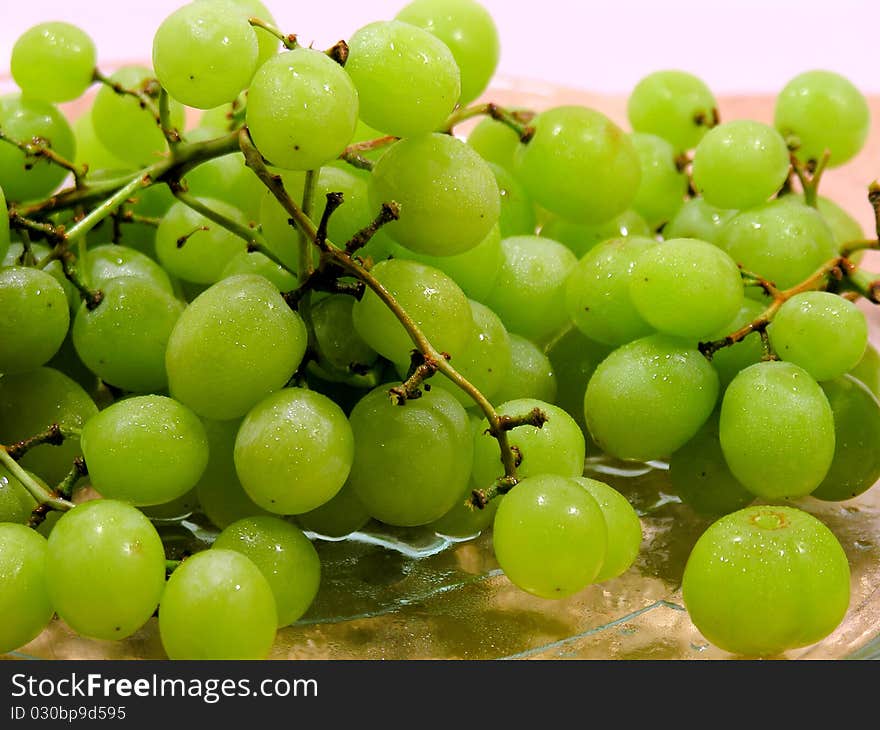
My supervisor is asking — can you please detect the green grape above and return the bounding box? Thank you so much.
[347,119,393,167]
[140,488,199,521]
[81,395,209,506]
[849,343,880,399]
[214,517,319,628]
[429,481,499,539]
[484,235,577,344]
[692,120,790,210]
[585,335,719,461]
[767,291,867,382]
[216,0,278,68]
[197,102,238,135]
[0,368,97,485]
[564,236,657,346]
[629,237,744,339]
[718,199,837,291]
[247,48,358,170]
[73,278,184,392]
[490,162,537,237]
[166,275,308,421]
[181,144,264,220]
[0,466,38,524]
[682,505,850,657]
[493,334,557,405]
[85,245,174,293]
[546,327,612,431]
[719,361,834,498]
[195,418,272,530]
[669,417,754,516]
[472,399,585,489]
[348,383,472,526]
[47,499,166,640]
[11,22,95,103]
[346,20,460,137]
[234,388,354,514]
[629,132,688,229]
[573,477,642,581]
[816,196,865,247]
[309,294,378,378]
[47,331,96,394]
[220,251,297,292]
[0,94,75,202]
[627,70,717,152]
[812,376,880,501]
[153,0,258,109]
[0,524,54,654]
[387,224,503,303]
[540,209,651,258]
[515,106,641,224]
[72,111,129,174]
[467,116,521,172]
[775,70,870,167]
[352,259,473,367]
[159,549,277,660]
[90,66,185,168]
[493,474,607,599]
[155,197,250,284]
[297,481,371,539]
[705,299,766,389]
[662,197,735,245]
[369,134,500,256]
[0,187,9,262]
[0,267,69,374]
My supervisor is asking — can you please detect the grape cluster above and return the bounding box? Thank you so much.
[0,0,877,661]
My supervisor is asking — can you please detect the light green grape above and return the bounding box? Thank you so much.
[247,48,358,170]
[234,388,354,514]
[348,383,472,526]
[540,209,651,258]
[369,134,500,256]
[767,292,867,382]
[346,20,460,137]
[216,0,278,68]
[573,477,642,581]
[775,70,870,167]
[816,196,865,247]
[153,0,258,109]
[546,327,612,432]
[85,245,173,293]
[297,481,371,539]
[705,299,766,389]
[692,120,790,210]
[682,505,850,657]
[565,236,656,346]
[467,116,521,172]
[493,334,557,405]
[490,162,537,237]
[0,368,97,485]
[484,235,577,344]
[629,237,744,339]
[3,244,76,314]
[493,474,607,598]
[515,106,641,224]
[81,395,209,506]
[72,111,129,174]
[159,549,277,660]
[629,132,687,228]
[0,466,38,524]
[430,481,499,540]
[0,524,54,654]
[585,334,719,461]
[221,251,298,292]
[662,197,735,245]
[849,343,880,399]
[214,516,320,626]
[719,361,834,498]
[0,94,75,202]
[471,398,585,490]
[181,143,264,220]
[166,274,308,421]
[11,22,96,103]
[0,267,69,375]
[351,258,473,367]
[47,499,166,640]
[627,70,717,152]
[310,294,378,378]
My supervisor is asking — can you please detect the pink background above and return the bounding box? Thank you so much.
[1,0,878,94]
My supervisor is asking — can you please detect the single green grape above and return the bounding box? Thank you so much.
[489,162,537,237]
[72,111,129,175]
[493,474,607,599]
[159,549,277,660]
[815,196,865,247]
[309,294,378,382]
[682,505,850,657]
[849,343,880,399]
[467,116,521,172]
[692,120,790,210]
[719,361,834,498]
[214,516,320,626]
[629,132,687,229]
[47,499,166,641]
[705,299,766,389]
[493,334,557,405]
[234,388,354,514]
[85,245,173,293]
[220,251,298,292]
[540,209,651,259]
[430,481,499,540]
[629,237,744,339]
[515,105,641,224]
[215,0,278,68]
[546,327,612,432]
[0,267,69,375]
[585,334,719,461]
[0,466,38,524]
[166,274,308,421]
[11,22,96,102]
[565,236,657,346]
[662,197,735,245]
[81,395,209,506]
[0,524,54,654]
[346,20,460,137]
[627,70,717,152]
[767,291,867,382]
[297,481,371,539]
[348,383,472,526]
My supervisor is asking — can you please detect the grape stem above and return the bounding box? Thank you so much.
[0,446,75,513]
[158,88,182,146]
[4,423,73,461]
[299,170,318,282]
[869,182,880,240]
[790,149,831,208]
[442,103,536,142]
[92,68,163,130]
[248,17,298,50]
[56,457,88,500]
[0,129,88,188]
